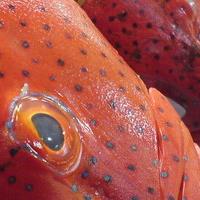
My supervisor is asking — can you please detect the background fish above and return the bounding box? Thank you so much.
[76,0,200,145]
[0,0,199,199]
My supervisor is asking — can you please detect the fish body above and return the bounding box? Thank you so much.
[78,0,200,144]
[0,0,199,199]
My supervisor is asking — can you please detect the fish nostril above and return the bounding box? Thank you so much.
[31,113,64,151]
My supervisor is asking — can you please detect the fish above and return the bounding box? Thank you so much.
[76,0,200,145]
[0,0,199,199]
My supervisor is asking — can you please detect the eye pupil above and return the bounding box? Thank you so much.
[31,113,64,151]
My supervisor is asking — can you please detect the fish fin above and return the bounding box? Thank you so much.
[148,88,199,199]
[179,122,200,200]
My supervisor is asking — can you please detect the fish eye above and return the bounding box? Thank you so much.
[31,113,64,151]
[7,91,82,175]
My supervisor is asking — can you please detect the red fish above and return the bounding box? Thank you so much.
[77,0,200,144]
[0,0,199,199]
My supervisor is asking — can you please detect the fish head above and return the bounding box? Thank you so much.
[0,0,168,199]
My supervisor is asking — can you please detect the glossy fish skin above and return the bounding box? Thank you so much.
[79,0,200,144]
[0,0,199,199]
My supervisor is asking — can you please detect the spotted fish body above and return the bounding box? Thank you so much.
[77,0,200,144]
[0,0,199,199]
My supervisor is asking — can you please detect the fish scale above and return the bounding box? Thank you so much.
[78,0,200,145]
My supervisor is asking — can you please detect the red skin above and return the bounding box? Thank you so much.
[0,0,199,199]
[79,0,200,144]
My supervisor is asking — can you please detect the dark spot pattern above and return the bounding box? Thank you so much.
[20,20,27,27]
[8,176,16,184]
[165,121,173,128]
[32,58,39,64]
[42,24,51,31]
[152,38,159,44]
[162,134,169,141]
[45,41,53,48]
[164,45,171,51]
[172,155,180,162]
[89,156,97,165]
[81,170,89,179]
[49,74,56,81]
[84,195,92,200]
[132,49,141,60]
[131,196,139,200]
[139,104,146,111]
[103,175,112,183]
[117,125,125,133]
[74,84,83,92]
[8,4,15,10]
[127,164,136,171]
[118,70,125,77]
[108,16,115,22]
[22,70,30,77]
[158,107,164,113]
[146,23,152,29]
[0,162,11,172]
[9,147,20,157]
[21,40,30,48]
[99,69,107,77]
[147,187,155,194]
[0,164,6,172]
[37,5,46,12]
[183,155,189,161]
[132,23,138,28]
[135,124,144,134]
[25,183,33,192]
[80,49,87,55]
[154,54,160,60]
[89,119,97,127]
[130,144,137,152]
[92,17,97,24]
[160,171,169,178]
[117,10,128,21]
[119,86,126,93]
[132,40,138,47]
[152,159,159,167]
[0,2,198,199]
[106,141,115,149]
[101,52,107,58]
[71,184,78,192]
[183,174,189,182]
[85,103,93,110]
[0,71,4,78]
[112,2,117,8]
[57,58,65,66]
[168,195,175,200]
[114,41,121,49]
[80,67,88,73]
[135,85,141,92]
[108,100,116,109]
[79,0,200,145]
